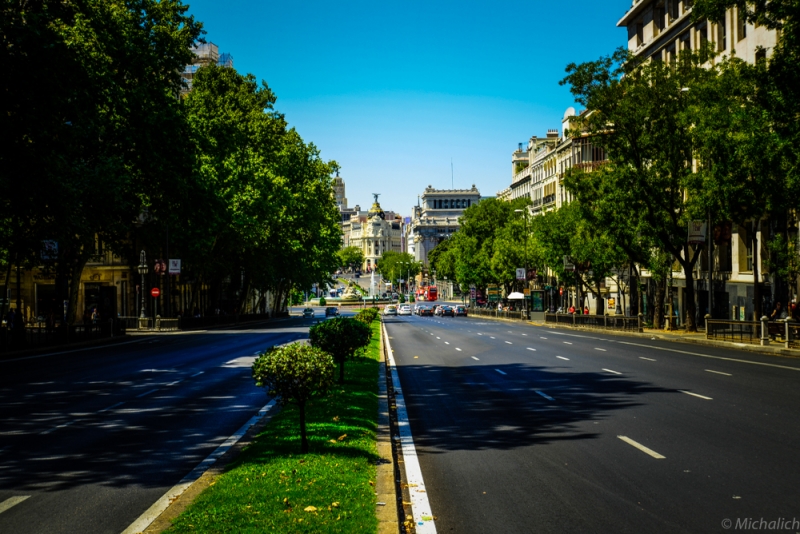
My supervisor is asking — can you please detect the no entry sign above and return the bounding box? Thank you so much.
[150,287,161,298]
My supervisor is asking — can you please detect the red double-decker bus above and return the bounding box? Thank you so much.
[425,286,438,302]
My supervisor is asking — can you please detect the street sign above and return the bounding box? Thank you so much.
[169,259,181,275]
[41,240,58,260]
[516,268,526,280]
[688,220,707,245]
[151,287,161,298]
[559,287,564,296]
[563,255,576,272]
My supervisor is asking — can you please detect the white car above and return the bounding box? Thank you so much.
[384,304,398,316]
[398,305,412,316]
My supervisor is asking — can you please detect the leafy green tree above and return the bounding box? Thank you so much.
[376,251,419,289]
[309,317,372,383]
[560,48,715,330]
[252,343,335,453]
[338,246,365,270]
[491,207,540,296]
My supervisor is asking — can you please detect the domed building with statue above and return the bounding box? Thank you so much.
[345,194,403,272]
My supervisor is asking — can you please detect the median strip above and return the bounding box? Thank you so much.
[617,436,665,459]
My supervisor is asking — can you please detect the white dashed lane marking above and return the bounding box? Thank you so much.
[505,341,512,345]
[679,390,713,400]
[535,390,555,401]
[602,369,622,375]
[455,348,462,351]
[136,389,159,398]
[495,369,507,376]
[0,496,31,515]
[98,401,125,413]
[618,436,666,459]
[563,342,572,345]
[190,371,204,378]
[526,348,536,351]
[472,356,480,361]
[444,342,450,345]
[557,356,570,361]
[640,357,657,362]
[594,348,606,351]
[705,369,731,376]
[540,337,547,339]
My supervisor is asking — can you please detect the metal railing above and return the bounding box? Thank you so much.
[468,307,527,321]
[155,318,179,332]
[545,313,643,332]
[706,320,761,344]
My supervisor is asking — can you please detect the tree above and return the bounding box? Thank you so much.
[560,48,715,330]
[252,343,335,453]
[309,317,372,384]
[338,246,365,271]
[375,251,419,290]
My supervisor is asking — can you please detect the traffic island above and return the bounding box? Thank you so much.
[157,320,384,534]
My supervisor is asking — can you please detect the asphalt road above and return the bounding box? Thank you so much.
[384,313,800,534]
[0,311,331,534]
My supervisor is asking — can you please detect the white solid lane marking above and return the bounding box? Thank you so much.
[381,325,437,534]
[535,390,555,401]
[505,341,512,345]
[444,341,450,345]
[617,436,666,459]
[679,390,713,400]
[136,389,159,398]
[527,348,536,351]
[472,356,480,361]
[190,372,204,378]
[705,369,732,376]
[122,399,277,534]
[640,357,657,362]
[557,356,570,361]
[0,496,31,514]
[98,401,125,413]
[602,369,622,375]
[455,348,462,351]
[495,369,507,375]
[594,348,606,351]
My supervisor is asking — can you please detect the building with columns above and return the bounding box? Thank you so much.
[345,195,403,271]
[406,185,482,265]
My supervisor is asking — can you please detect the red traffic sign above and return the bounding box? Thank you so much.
[559,287,564,296]
[150,287,161,298]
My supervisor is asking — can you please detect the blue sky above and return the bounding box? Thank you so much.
[184,0,632,215]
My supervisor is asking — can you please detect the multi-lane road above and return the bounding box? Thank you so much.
[0,314,325,534]
[385,312,800,533]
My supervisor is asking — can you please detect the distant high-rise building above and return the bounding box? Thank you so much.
[181,42,234,94]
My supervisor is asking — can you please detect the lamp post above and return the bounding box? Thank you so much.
[515,208,530,319]
[137,251,149,326]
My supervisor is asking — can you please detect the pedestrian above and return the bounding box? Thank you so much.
[770,301,786,320]
[584,305,590,315]
[569,304,576,314]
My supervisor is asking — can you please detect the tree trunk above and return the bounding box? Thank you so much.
[654,278,665,330]
[684,266,697,331]
[594,282,603,315]
[299,401,308,454]
[630,267,639,316]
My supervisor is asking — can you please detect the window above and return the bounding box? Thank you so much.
[697,22,708,49]
[718,17,727,51]
[666,43,677,63]
[737,7,747,41]
[669,0,679,21]
[755,48,767,62]
[679,32,692,52]
[636,21,644,47]
[654,3,665,35]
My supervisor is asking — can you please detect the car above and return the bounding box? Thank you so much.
[398,305,412,316]
[419,306,433,317]
[302,308,315,318]
[437,305,454,317]
[384,304,398,316]
[325,306,340,317]
[455,305,468,317]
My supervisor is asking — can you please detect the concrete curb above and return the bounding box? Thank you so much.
[376,328,400,533]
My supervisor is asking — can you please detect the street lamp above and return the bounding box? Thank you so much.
[137,250,148,319]
[515,208,530,319]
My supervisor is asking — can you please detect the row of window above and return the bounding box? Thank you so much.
[429,198,472,210]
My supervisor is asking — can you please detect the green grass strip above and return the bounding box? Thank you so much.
[165,320,382,534]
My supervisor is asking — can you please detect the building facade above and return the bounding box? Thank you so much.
[407,185,482,265]
[346,195,403,271]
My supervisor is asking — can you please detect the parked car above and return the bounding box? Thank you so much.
[302,308,315,318]
[398,305,412,316]
[455,305,468,317]
[384,305,398,316]
[325,306,340,317]
[419,306,434,317]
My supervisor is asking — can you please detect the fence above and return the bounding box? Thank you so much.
[707,318,800,348]
[0,320,123,354]
[468,307,527,321]
[545,313,643,332]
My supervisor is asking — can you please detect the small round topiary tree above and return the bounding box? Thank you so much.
[319,296,327,306]
[252,343,335,453]
[309,317,372,383]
